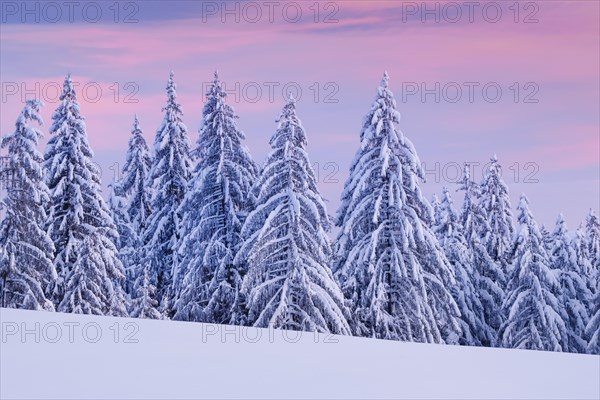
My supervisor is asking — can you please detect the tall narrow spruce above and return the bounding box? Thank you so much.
[334,72,460,342]
[144,72,192,316]
[174,71,258,324]
[0,99,56,311]
[45,75,126,315]
[237,96,351,334]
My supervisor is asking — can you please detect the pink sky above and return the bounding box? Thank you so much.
[1,0,598,228]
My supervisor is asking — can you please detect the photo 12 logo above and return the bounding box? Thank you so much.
[421,161,540,184]
[107,160,340,185]
[399,1,540,24]
[1,1,140,24]
[199,1,340,24]
[200,324,339,344]
[400,82,540,104]
[1,321,140,344]
[200,81,340,104]
[1,81,140,104]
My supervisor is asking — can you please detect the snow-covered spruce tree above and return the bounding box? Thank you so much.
[334,73,460,342]
[540,225,554,255]
[108,181,133,251]
[551,214,591,353]
[45,75,127,315]
[457,163,500,346]
[500,195,566,351]
[121,115,153,235]
[434,187,493,346]
[236,97,351,334]
[130,263,161,319]
[143,72,192,317]
[108,180,135,294]
[585,209,600,295]
[59,227,127,316]
[458,163,487,243]
[572,224,594,287]
[431,194,441,225]
[479,155,514,278]
[118,115,153,298]
[585,209,600,354]
[476,155,513,338]
[587,294,600,354]
[0,99,56,311]
[174,71,258,324]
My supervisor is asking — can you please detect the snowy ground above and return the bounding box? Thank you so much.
[1,308,598,400]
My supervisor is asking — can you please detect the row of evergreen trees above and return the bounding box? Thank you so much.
[0,72,598,355]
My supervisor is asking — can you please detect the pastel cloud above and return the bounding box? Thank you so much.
[0,0,597,226]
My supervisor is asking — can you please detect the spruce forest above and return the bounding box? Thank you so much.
[1,71,598,355]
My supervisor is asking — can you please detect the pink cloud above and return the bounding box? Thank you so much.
[1,0,597,227]
[507,124,599,171]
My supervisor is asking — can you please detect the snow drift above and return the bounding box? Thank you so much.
[1,307,598,399]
